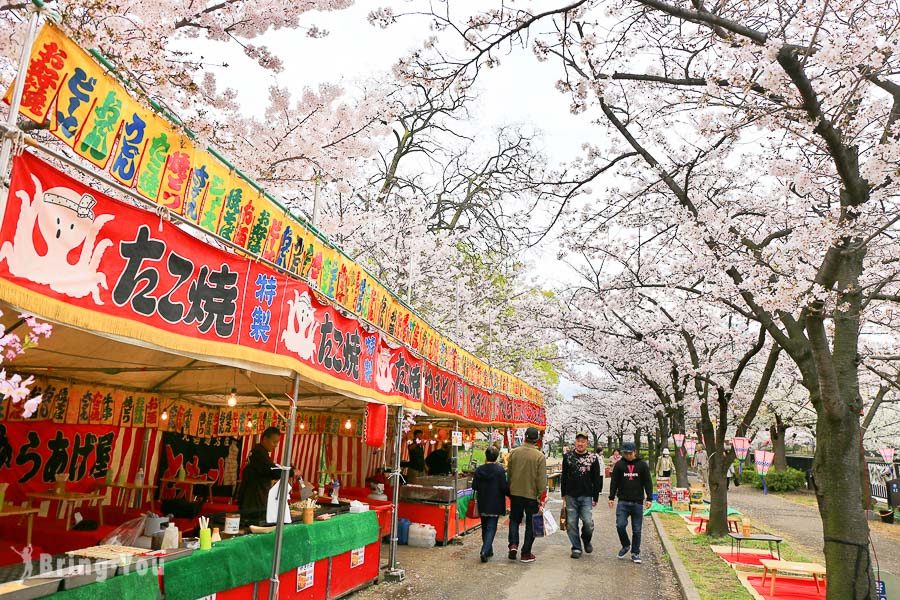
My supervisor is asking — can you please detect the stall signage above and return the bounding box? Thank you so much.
[350,547,365,568]
[0,152,422,406]
[296,563,314,591]
[4,22,543,407]
[0,421,116,497]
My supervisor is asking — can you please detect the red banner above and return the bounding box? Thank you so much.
[0,421,118,501]
[0,152,421,406]
[422,361,544,427]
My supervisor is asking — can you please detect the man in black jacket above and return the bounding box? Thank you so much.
[472,445,508,562]
[238,427,291,520]
[561,432,602,559]
[401,430,426,482]
[607,442,652,564]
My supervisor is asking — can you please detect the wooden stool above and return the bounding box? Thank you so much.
[760,559,826,596]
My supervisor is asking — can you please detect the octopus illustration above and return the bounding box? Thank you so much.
[282,289,319,361]
[0,175,114,304]
[375,348,394,393]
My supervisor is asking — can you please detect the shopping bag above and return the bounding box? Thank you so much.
[543,510,560,536]
[466,494,480,519]
[559,506,567,530]
[532,511,546,537]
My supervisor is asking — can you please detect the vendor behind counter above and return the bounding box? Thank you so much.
[237,426,293,520]
[425,442,452,476]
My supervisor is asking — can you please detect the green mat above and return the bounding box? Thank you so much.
[50,570,159,600]
[163,511,379,600]
[457,493,474,519]
[643,501,742,517]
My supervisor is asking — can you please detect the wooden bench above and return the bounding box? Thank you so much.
[760,559,826,596]
[694,515,741,534]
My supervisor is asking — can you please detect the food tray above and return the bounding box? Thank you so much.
[0,578,62,600]
[66,545,147,560]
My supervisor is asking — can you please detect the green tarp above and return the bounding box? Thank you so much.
[162,511,379,600]
[51,570,159,600]
[457,493,474,519]
[643,501,742,517]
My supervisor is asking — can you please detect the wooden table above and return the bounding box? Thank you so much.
[161,477,214,501]
[728,532,783,560]
[106,482,157,511]
[760,559,826,596]
[0,506,38,544]
[547,472,562,492]
[25,491,105,530]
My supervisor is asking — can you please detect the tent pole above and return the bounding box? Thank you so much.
[385,405,405,581]
[0,4,41,186]
[268,372,300,599]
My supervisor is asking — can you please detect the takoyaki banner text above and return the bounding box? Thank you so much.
[0,153,546,427]
[0,152,422,407]
[3,23,543,410]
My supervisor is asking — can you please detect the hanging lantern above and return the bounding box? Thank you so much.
[732,436,751,475]
[755,450,775,494]
[684,439,697,457]
[364,404,387,448]
[879,447,895,465]
[673,433,685,456]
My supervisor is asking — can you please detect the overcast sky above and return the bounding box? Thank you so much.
[195,2,599,399]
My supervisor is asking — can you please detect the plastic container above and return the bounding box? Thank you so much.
[161,522,179,550]
[407,523,437,548]
[398,518,411,545]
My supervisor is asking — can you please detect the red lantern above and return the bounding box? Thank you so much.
[364,404,387,448]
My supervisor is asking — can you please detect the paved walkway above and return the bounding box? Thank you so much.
[726,484,900,576]
[355,493,680,599]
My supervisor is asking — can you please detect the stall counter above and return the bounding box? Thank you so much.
[161,511,379,600]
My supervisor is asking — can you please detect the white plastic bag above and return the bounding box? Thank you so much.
[542,509,560,536]
[100,515,147,546]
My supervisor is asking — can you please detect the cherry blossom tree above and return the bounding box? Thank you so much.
[384,1,898,593]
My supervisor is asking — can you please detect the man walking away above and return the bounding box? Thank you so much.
[561,432,602,559]
[472,445,508,562]
[507,427,547,563]
[656,448,674,478]
[608,442,652,564]
[693,444,709,488]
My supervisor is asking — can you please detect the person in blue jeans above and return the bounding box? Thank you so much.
[472,445,509,562]
[561,432,602,559]
[607,442,653,564]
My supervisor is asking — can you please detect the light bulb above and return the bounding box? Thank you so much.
[161,410,168,421]
[428,423,433,430]
[227,388,237,407]
[246,420,253,429]
[300,422,305,430]
[344,419,352,430]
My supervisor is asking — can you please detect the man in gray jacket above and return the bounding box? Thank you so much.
[506,427,547,563]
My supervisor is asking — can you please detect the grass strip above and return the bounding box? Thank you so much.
[656,513,812,600]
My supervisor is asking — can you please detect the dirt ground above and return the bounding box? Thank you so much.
[354,492,681,600]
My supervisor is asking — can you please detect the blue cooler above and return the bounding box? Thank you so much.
[398,518,411,545]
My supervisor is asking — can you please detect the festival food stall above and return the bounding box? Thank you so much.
[0,9,547,598]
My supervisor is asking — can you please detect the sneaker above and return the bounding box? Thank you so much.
[617,546,631,559]
[508,547,518,561]
[584,542,593,554]
[520,553,536,563]
[632,554,642,564]
[571,549,582,559]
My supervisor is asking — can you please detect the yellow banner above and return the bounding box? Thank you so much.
[5,23,541,407]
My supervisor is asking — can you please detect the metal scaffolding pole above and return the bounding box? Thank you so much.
[385,405,405,582]
[268,373,300,599]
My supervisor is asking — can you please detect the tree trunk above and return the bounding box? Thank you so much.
[770,413,788,471]
[668,411,689,488]
[814,410,875,599]
[634,427,643,456]
[616,433,623,450]
[700,397,730,538]
[706,457,729,538]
